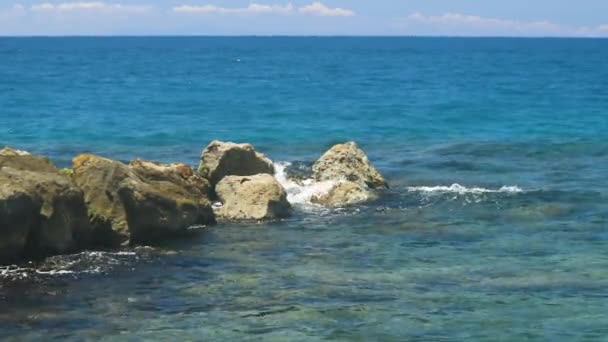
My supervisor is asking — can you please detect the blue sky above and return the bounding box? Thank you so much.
[1,0,608,36]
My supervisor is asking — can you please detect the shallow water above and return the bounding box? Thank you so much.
[1,37,608,340]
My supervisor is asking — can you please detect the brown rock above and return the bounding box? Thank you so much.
[197,141,274,187]
[72,154,215,246]
[312,141,387,189]
[311,181,376,208]
[215,174,291,220]
[130,159,211,198]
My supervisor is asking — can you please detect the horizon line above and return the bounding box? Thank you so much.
[1,34,607,39]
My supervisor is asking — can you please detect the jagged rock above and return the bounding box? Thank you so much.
[311,181,376,208]
[130,159,211,198]
[215,174,291,220]
[0,178,41,262]
[313,142,387,189]
[197,141,274,187]
[72,154,215,246]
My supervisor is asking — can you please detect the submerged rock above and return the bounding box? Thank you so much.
[215,174,291,220]
[313,142,387,189]
[0,150,91,260]
[72,154,215,246]
[311,180,376,208]
[197,140,274,187]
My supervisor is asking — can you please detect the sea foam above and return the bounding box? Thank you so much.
[274,162,336,206]
[407,183,523,194]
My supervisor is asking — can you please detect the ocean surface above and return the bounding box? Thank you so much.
[1,37,607,341]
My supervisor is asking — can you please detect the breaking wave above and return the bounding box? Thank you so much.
[274,162,336,206]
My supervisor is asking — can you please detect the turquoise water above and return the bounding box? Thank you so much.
[1,37,608,340]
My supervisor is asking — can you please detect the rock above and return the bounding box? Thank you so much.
[0,179,41,262]
[215,174,291,220]
[0,149,92,259]
[72,154,215,246]
[118,178,215,244]
[197,141,274,187]
[1,167,92,256]
[311,181,376,208]
[71,154,134,245]
[0,147,31,156]
[312,142,387,189]
[0,153,58,173]
[130,159,211,198]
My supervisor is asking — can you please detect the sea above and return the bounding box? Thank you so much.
[1,37,607,341]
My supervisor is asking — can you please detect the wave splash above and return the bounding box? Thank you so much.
[274,162,335,206]
[407,183,523,194]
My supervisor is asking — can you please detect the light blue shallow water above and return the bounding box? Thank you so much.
[1,37,607,340]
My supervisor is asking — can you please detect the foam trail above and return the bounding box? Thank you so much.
[407,183,523,194]
[274,162,336,206]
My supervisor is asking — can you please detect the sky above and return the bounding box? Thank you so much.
[1,0,608,36]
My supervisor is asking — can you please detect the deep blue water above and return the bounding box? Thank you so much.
[1,37,608,340]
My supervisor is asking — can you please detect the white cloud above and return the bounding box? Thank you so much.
[30,2,151,13]
[406,12,561,35]
[299,2,354,17]
[173,3,294,15]
[173,2,354,17]
[400,12,608,37]
[592,24,608,33]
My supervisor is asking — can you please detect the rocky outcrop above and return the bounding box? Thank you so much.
[311,181,376,208]
[0,178,42,261]
[307,142,387,207]
[0,150,92,261]
[130,159,211,198]
[197,141,274,187]
[215,174,291,220]
[0,153,58,173]
[118,177,215,244]
[72,154,215,246]
[0,147,31,156]
[313,142,387,189]
[1,167,92,255]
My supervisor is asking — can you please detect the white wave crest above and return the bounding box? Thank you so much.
[407,183,523,194]
[274,162,336,206]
